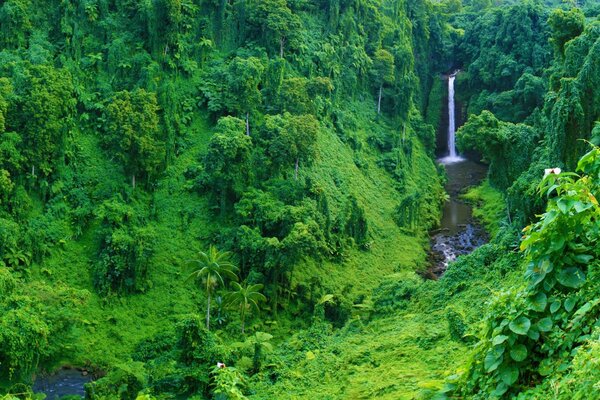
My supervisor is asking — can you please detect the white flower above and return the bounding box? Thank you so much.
[544,168,561,178]
[217,362,226,369]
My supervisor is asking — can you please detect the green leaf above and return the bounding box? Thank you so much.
[557,198,573,213]
[573,254,593,264]
[484,350,503,373]
[510,344,528,362]
[537,317,553,332]
[509,316,531,335]
[539,358,555,376]
[557,267,586,288]
[525,259,552,287]
[499,364,519,386]
[529,292,547,312]
[565,297,578,312]
[492,335,509,345]
[577,148,598,172]
[574,201,592,213]
[527,327,540,341]
[542,209,558,228]
[550,300,561,314]
[492,382,509,396]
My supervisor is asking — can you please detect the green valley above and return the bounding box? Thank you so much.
[0,1,600,399]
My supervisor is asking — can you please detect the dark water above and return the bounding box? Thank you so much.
[428,159,488,276]
[33,368,92,399]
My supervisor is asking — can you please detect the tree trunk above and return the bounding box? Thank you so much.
[287,267,294,306]
[241,305,246,334]
[294,157,299,180]
[206,291,211,330]
[280,37,285,58]
[220,188,227,218]
[31,165,35,178]
[377,84,382,114]
[246,112,250,136]
[132,174,136,189]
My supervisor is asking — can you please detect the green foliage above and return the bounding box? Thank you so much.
[200,117,252,215]
[548,7,585,56]
[246,0,302,58]
[6,63,76,180]
[462,180,505,238]
[0,1,488,399]
[0,281,86,381]
[85,362,146,400]
[188,245,239,330]
[457,111,537,191]
[371,272,422,316]
[211,365,248,400]
[455,2,552,122]
[102,89,165,187]
[451,146,600,398]
[225,282,266,334]
[264,113,319,179]
[447,307,468,342]
[95,225,156,295]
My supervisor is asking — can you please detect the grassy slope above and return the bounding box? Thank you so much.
[249,179,511,399]
[296,123,439,301]
[29,117,214,370]
[462,180,505,239]
[24,97,442,385]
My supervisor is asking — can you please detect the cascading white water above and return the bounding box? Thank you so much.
[439,72,464,164]
[448,74,457,158]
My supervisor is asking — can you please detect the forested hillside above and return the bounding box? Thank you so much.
[0,0,600,399]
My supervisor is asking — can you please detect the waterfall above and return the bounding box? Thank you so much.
[440,72,464,164]
[448,74,457,158]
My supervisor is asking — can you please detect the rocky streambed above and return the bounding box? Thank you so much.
[427,159,488,278]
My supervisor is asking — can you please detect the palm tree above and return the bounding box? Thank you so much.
[225,282,266,334]
[188,245,238,330]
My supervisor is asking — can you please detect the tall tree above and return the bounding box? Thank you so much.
[548,7,585,56]
[103,89,165,188]
[203,116,252,215]
[9,65,76,181]
[226,57,265,135]
[247,0,302,58]
[265,113,319,179]
[371,49,395,114]
[188,245,239,330]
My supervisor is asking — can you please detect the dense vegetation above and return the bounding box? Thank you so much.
[1,0,600,399]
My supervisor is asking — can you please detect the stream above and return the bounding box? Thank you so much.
[428,72,488,277]
[32,368,92,399]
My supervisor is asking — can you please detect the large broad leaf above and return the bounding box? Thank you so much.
[550,300,561,314]
[565,296,578,312]
[509,316,531,335]
[492,335,509,345]
[484,349,504,373]
[499,364,519,386]
[492,382,509,397]
[510,344,528,362]
[529,292,547,312]
[537,317,553,332]
[525,259,552,287]
[527,326,540,341]
[573,254,593,264]
[557,267,586,288]
[557,198,574,214]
